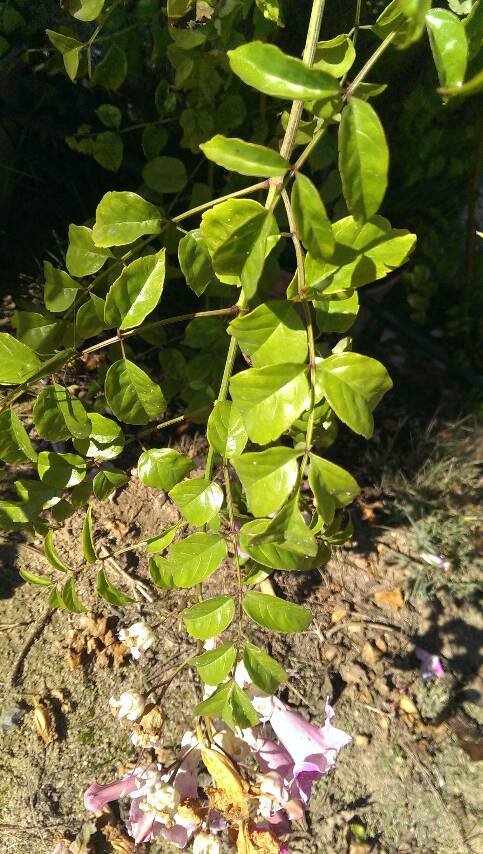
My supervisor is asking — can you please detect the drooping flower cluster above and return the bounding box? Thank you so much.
[84,653,351,852]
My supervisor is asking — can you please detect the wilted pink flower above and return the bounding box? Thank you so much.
[84,772,139,812]
[416,648,445,680]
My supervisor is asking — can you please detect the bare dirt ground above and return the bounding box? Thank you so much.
[0,411,481,854]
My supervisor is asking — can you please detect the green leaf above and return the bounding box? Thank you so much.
[438,67,483,97]
[239,517,327,571]
[169,478,224,526]
[240,210,280,301]
[339,98,389,221]
[71,480,92,508]
[308,454,360,524]
[200,135,290,177]
[19,567,52,587]
[75,295,107,341]
[193,642,237,685]
[314,352,392,438]
[92,191,161,248]
[82,504,97,564]
[93,468,128,501]
[229,363,310,445]
[228,41,339,101]
[304,215,416,296]
[92,131,123,172]
[0,410,37,463]
[49,587,66,609]
[228,301,307,368]
[15,479,61,510]
[92,44,127,90]
[426,8,468,88]
[206,401,248,459]
[43,261,79,313]
[251,499,317,556]
[146,524,179,553]
[0,500,34,532]
[33,384,90,441]
[193,682,232,718]
[66,224,113,277]
[105,359,166,425]
[313,34,356,77]
[97,568,134,604]
[167,532,227,587]
[73,412,124,460]
[181,595,235,640]
[138,447,193,491]
[178,229,217,296]
[62,577,86,613]
[167,0,194,20]
[227,683,259,729]
[38,451,86,488]
[243,643,288,693]
[201,199,279,286]
[242,590,312,633]
[13,311,65,355]
[149,555,177,588]
[0,333,41,385]
[291,173,335,261]
[96,103,121,129]
[44,530,70,573]
[46,29,81,80]
[231,446,300,516]
[314,291,359,333]
[68,0,105,21]
[465,0,483,60]
[104,249,166,329]
[142,157,187,194]
[255,0,282,24]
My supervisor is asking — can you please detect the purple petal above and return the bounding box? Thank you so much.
[84,774,138,812]
[127,798,163,843]
[255,738,294,777]
[269,700,351,774]
[416,648,445,680]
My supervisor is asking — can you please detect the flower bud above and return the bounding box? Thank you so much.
[192,832,222,854]
[109,691,145,721]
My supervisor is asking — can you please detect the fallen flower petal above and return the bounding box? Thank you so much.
[416,648,445,680]
[84,773,139,812]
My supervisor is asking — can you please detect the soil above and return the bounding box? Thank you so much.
[0,430,481,854]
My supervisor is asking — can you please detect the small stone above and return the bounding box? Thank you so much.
[399,695,418,716]
[354,734,370,748]
[375,637,387,653]
[330,606,348,625]
[374,677,390,697]
[340,663,367,685]
[323,644,338,662]
[361,641,380,667]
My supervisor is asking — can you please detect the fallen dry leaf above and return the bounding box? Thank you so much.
[373,587,404,611]
[236,821,280,854]
[330,605,349,625]
[399,695,419,716]
[361,641,380,667]
[32,696,56,745]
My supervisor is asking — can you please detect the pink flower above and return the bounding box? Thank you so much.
[84,772,139,812]
[127,797,163,843]
[269,699,351,802]
[416,648,445,680]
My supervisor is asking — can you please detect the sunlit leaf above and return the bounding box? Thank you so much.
[228,41,339,100]
[232,446,300,516]
[43,261,79,313]
[92,191,162,248]
[19,567,52,587]
[426,8,468,88]
[73,412,124,460]
[166,532,227,587]
[242,590,312,632]
[182,595,235,640]
[206,401,248,459]
[314,352,392,438]
[62,577,86,613]
[230,363,310,444]
[308,454,360,524]
[193,642,237,685]
[82,504,97,564]
[38,451,86,488]
[44,530,70,573]
[168,478,224,526]
[178,229,217,296]
[92,468,128,501]
[227,301,307,367]
[339,98,389,221]
[291,173,335,261]
[105,359,166,425]
[243,642,287,693]
[104,249,166,329]
[137,447,193,491]
[0,410,37,463]
[0,333,41,385]
[200,135,289,177]
[97,568,134,604]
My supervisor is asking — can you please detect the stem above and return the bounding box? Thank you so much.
[125,414,186,446]
[281,188,306,297]
[292,122,326,174]
[223,463,243,640]
[345,31,396,98]
[171,180,270,224]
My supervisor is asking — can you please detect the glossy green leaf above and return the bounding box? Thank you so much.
[166,532,227,587]
[242,562,272,585]
[182,595,235,640]
[291,173,335,261]
[46,29,81,80]
[374,0,431,47]
[315,352,392,438]
[314,291,359,333]
[92,191,162,248]
[193,642,237,685]
[200,135,289,177]
[308,454,360,524]
[92,469,128,501]
[92,44,127,90]
[75,294,107,341]
[232,446,300,516]
[43,261,79,313]
[44,530,70,573]
[143,157,187,194]
[178,229,217,296]
[14,479,61,510]
[138,447,193,491]
[313,34,356,77]
[0,410,37,463]
[104,249,166,330]
[228,41,339,101]
[243,642,288,693]
[240,210,280,300]
[0,333,41,385]
[169,478,224,526]
[105,359,166,425]
[426,8,468,88]
[38,451,86,488]
[19,567,52,587]
[193,683,233,718]
[227,683,259,729]
[73,412,124,460]
[33,384,90,441]
[229,363,310,445]
[82,504,97,563]
[146,524,179,553]
[251,498,318,556]
[304,215,417,296]
[13,311,65,355]
[62,577,86,613]
[149,555,177,588]
[242,590,312,633]
[68,0,105,22]
[239,518,327,571]
[228,301,307,367]
[0,500,34,532]
[97,568,133,605]
[438,67,483,98]
[339,98,389,221]
[206,401,248,459]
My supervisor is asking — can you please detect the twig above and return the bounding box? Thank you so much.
[98,545,153,602]
[9,605,52,687]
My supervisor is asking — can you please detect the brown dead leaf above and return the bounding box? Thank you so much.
[236,821,280,854]
[67,615,129,670]
[101,822,134,854]
[373,587,404,611]
[330,605,349,625]
[131,703,165,747]
[361,641,380,667]
[399,696,419,717]
[32,696,56,745]
[201,747,249,811]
